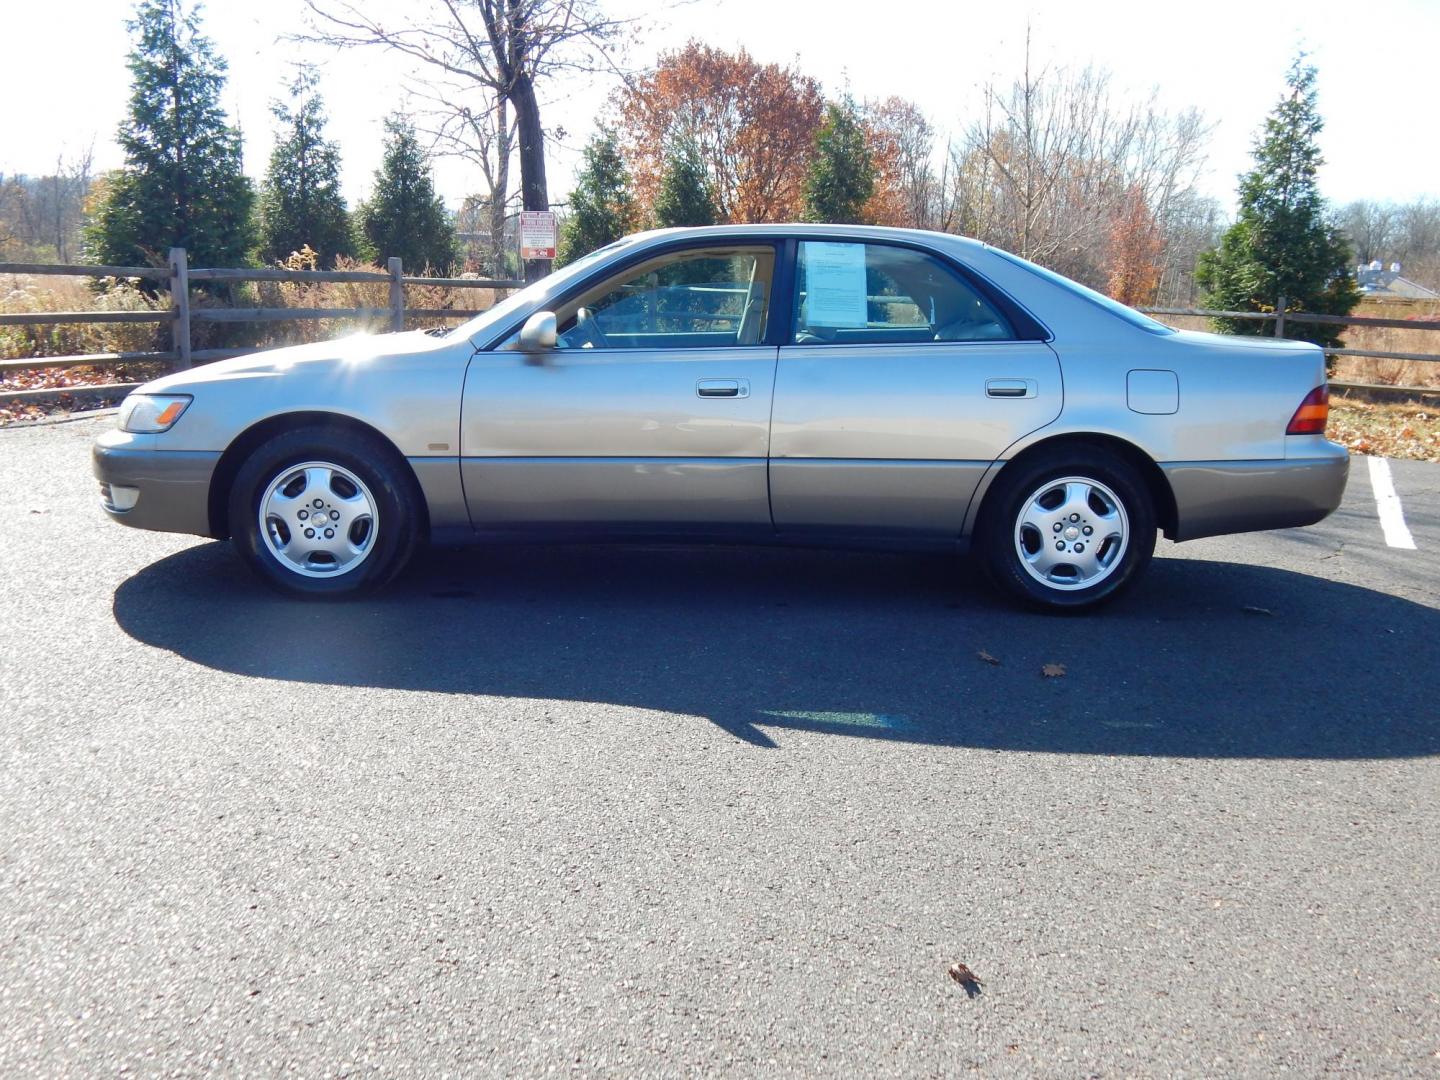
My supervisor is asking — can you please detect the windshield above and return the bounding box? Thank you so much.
[991,249,1175,336]
[449,237,637,342]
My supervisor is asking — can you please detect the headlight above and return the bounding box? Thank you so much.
[118,393,192,433]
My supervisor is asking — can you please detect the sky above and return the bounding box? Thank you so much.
[3,0,1437,218]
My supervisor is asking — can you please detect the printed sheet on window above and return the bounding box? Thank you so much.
[803,242,868,327]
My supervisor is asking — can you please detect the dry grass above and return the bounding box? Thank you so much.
[1151,302,1440,389]
[1329,396,1440,461]
[1,258,503,409]
[1329,300,1440,388]
[242,254,498,347]
[1,258,499,359]
[1332,354,1440,389]
[1,274,166,360]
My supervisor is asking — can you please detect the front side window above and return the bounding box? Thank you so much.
[554,246,775,350]
[793,241,1014,345]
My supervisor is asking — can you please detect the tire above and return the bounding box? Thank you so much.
[228,425,421,598]
[978,447,1156,612]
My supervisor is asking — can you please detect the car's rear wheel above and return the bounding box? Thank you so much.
[228,426,420,597]
[979,448,1156,611]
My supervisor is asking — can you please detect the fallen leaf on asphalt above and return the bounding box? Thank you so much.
[1041,663,1066,678]
[947,962,983,986]
[1241,605,1273,616]
[977,650,1001,666]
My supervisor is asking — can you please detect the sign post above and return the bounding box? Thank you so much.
[519,210,557,282]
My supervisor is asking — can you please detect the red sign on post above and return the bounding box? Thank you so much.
[519,211,557,260]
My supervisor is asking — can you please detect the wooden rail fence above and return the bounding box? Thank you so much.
[1,248,523,402]
[1138,306,1440,365]
[2,249,1438,407]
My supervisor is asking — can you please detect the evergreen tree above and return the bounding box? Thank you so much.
[257,68,350,267]
[802,98,874,224]
[353,116,456,272]
[652,139,717,228]
[1195,59,1359,349]
[556,132,635,267]
[85,0,254,269]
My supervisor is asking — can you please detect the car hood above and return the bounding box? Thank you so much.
[141,330,453,393]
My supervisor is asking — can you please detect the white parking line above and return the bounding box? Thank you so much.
[1366,455,1417,549]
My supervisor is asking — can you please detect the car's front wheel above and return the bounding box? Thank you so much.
[228,426,420,597]
[979,448,1156,611]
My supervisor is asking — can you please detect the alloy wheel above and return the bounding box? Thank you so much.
[258,461,379,578]
[1013,475,1130,592]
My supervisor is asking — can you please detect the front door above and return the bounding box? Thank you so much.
[461,243,780,532]
[769,239,1062,536]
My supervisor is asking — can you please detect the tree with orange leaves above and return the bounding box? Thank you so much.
[861,97,936,228]
[1106,185,1164,306]
[611,42,824,223]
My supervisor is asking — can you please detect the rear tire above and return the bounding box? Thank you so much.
[228,426,420,598]
[979,447,1156,612]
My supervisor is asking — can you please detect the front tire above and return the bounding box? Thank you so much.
[228,426,420,597]
[979,448,1156,611]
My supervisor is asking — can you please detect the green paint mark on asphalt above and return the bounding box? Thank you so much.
[760,710,910,730]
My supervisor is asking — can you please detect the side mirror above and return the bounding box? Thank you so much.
[518,310,557,354]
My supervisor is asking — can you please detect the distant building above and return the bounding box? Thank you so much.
[1355,260,1439,300]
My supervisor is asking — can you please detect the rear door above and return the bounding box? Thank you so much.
[770,239,1061,536]
[461,242,780,531]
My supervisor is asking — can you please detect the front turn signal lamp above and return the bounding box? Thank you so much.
[1285,385,1329,436]
[118,393,192,433]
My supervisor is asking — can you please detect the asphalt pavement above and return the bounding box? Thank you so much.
[2,415,1437,1076]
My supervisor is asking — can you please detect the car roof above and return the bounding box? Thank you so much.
[621,223,988,255]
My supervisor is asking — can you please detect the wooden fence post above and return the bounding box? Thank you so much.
[388,257,404,332]
[1274,293,1287,339]
[169,247,191,368]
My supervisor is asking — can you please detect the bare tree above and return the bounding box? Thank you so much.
[0,148,95,263]
[417,88,516,275]
[1338,200,1397,264]
[1155,189,1223,304]
[939,30,1213,298]
[1394,198,1440,288]
[455,187,516,274]
[1395,198,1440,263]
[1338,197,1440,291]
[46,147,94,262]
[297,0,633,277]
[0,176,22,259]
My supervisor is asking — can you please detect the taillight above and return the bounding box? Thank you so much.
[1286,385,1329,435]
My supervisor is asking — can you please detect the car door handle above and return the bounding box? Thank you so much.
[986,379,1037,399]
[697,379,748,398]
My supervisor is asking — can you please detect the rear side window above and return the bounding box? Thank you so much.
[792,241,1015,345]
[991,248,1175,335]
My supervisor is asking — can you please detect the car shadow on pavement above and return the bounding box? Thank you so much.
[112,540,1440,758]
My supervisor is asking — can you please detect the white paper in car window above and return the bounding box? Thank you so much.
[802,242,867,327]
